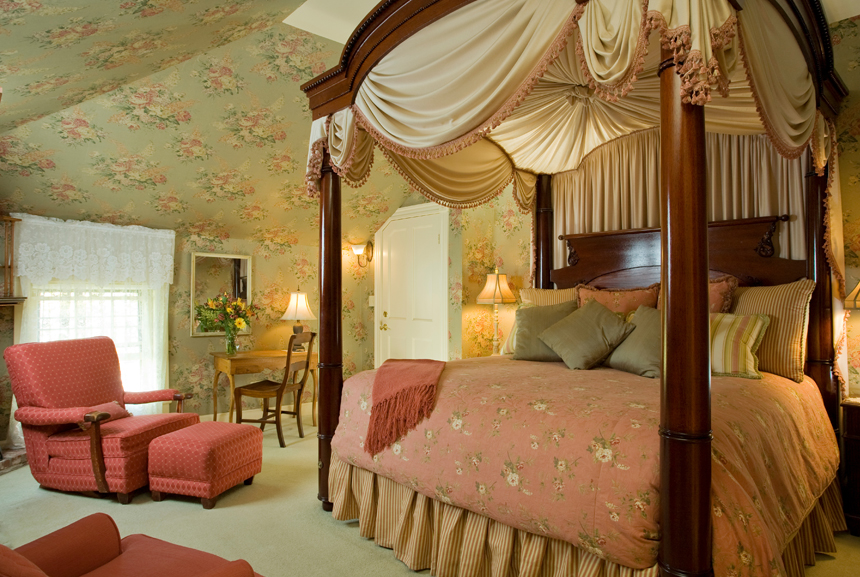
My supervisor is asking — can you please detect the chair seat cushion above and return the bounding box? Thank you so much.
[46,413,199,460]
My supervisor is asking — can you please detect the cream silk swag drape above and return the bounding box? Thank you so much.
[303,0,846,390]
[305,0,825,202]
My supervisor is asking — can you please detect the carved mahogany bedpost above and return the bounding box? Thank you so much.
[658,50,713,577]
[805,168,839,430]
[318,152,343,512]
[534,174,553,289]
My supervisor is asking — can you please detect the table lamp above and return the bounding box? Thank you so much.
[476,268,517,355]
[281,289,317,351]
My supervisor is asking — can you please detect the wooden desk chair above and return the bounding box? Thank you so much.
[234,332,316,447]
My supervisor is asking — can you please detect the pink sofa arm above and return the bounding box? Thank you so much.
[16,513,122,577]
[14,406,98,426]
[196,560,257,577]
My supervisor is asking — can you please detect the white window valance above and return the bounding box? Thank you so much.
[11,213,175,288]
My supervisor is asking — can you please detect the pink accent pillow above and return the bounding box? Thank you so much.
[658,275,738,314]
[577,284,660,315]
[78,401,131,430]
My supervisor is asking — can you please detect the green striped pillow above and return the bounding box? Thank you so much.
[710,313,770,379]
[730,279,815,382]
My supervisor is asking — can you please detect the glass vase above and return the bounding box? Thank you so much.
[224,326,238,355]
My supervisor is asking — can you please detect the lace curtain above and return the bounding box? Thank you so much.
[11,213,174,288]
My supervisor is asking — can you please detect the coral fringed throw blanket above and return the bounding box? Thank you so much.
[365,359,445,456]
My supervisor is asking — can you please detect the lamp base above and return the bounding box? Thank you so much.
[292,322,305,352]
[491,304,500,356]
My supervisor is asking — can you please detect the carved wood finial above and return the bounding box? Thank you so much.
[566,240,579,267]
[755,215,789,258]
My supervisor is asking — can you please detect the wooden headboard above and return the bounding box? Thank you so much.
[550,215,805,289]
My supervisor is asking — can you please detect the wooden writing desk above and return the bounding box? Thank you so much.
[211,350,318,423]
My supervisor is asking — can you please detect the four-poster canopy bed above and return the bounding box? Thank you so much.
[300,1,850,577]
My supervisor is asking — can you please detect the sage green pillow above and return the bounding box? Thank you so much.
[538,300,635,370]
[605,305,662,378]
[512,300,578,362]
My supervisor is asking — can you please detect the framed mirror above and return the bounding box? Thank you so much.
[190,252,252,337]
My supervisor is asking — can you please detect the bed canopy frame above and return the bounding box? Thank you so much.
[300,2,847,577]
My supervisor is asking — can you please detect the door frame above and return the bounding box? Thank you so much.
[374,203,449,367]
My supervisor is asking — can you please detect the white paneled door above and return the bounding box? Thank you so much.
[374,204,448,367]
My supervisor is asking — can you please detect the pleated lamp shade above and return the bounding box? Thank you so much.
[476,271,517,305]
[281,292,317,321]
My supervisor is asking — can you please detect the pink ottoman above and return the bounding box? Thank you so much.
[148,422,263,509]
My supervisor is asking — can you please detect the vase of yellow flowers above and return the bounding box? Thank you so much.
[195,293,260,355]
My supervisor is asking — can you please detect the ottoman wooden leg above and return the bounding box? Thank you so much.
[151,490,164,502]
[202,497,217,510]
[117,492,133,505]
[244,476,254,486]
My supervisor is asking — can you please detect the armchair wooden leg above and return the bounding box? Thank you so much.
[86,420,109,494]
[202,497,217,509]
[117,492,133,505]
[244,476,254,485]
[275,392,286,448]
[151,490,164,502]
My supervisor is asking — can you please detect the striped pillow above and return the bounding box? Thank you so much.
[731,279,815,382]
[710,313,770,379]
[519,287,578,306]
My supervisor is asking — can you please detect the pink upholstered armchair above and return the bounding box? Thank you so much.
[3,336,199,504]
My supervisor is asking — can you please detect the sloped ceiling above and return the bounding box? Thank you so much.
[0,0,416,248]
[282,0,379,44]
[821,0,860,24]
[0,0,307,133]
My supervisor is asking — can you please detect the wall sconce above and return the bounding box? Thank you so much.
[351,242,373,268]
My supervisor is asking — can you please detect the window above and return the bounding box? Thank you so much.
[34,285,149,396]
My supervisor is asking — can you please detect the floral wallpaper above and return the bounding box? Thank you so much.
[832,14,860,397]
[0,0,312,133]
[0,5,532,433]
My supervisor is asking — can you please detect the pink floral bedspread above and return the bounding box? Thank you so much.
[332,356,839,576]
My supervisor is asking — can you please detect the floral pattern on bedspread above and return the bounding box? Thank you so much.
[332,356,839,576]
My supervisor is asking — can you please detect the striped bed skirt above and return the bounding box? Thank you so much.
[329,454,847,577]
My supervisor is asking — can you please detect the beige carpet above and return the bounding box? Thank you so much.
[0,408,857,577]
